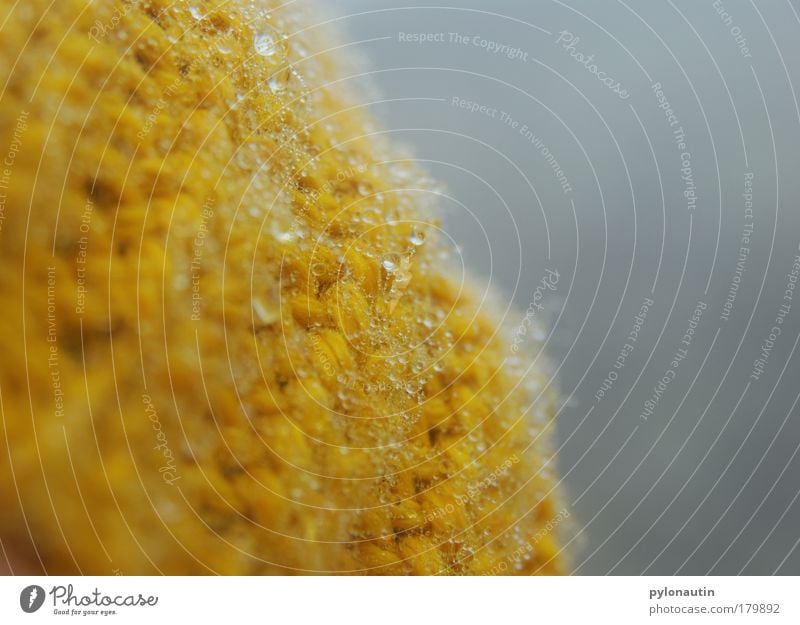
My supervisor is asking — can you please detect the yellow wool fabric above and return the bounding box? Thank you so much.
[0,0,565,574]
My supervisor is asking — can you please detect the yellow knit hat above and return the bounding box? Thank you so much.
[0,0,566,574]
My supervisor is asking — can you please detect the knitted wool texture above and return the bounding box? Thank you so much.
[0,0,565,574]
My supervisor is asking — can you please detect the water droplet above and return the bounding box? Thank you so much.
[268,75,285,93]
[215,37,234,55]
[254,30,281,59]
[188,6,203,20]
[294,41,309,58]
[409,229,425,246]
[271,223,295,243]
[252,297,278,326]
[381,256,397,272]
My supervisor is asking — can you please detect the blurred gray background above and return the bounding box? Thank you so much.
[317,0,800,574]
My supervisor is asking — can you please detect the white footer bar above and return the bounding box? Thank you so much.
[0,576,796,624]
